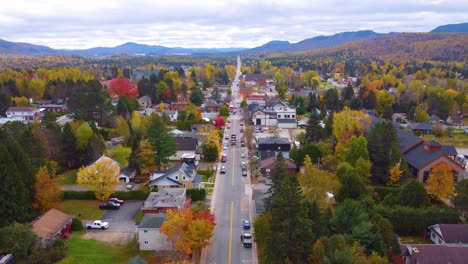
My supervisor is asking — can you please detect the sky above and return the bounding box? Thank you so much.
[1,0,467,49]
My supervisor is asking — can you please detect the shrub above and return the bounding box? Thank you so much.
[187,188,207,202]
[373,186,400,201]
[62,190,96,200]
[71,218,84,231]
[62,190,150,200]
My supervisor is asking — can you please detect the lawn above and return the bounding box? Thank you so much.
[59,200,104,220]
[133,210,145,223]
[399,235,431,244]
[59,231,138,264]
[421,134,468,148]
[57,170,78,185]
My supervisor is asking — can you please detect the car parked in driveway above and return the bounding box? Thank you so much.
[99,202,120,210]
[86,220,109,230]
[108,198,125,205]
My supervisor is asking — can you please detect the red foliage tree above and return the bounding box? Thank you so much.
[213,115,225,129]
[163,89,172,101]
[108,77,138,97]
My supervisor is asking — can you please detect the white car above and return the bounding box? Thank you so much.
[241,153,246,158]
[86,220,109,230]
[223,144,228,150]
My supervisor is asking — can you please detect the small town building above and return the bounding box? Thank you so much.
[427,224,468,245]
[258,156,297,177]
[142,188,186,214]
[5,106,43,122]
[32,209,73,248]
[149,163,200,189]
[400,244,468,264]
[137,213,171,252]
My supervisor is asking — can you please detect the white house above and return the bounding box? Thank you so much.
[137,213,171,252]
[5,106,43,122]
[251,100,297,129]
[427,224,468,245]
[162,110,178,122]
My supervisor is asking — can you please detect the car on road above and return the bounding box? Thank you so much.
[99,202,120,210]
[243,220,251,229]
[240,128,243,133]
[254,128,259,133]
[227,124,231,129]
[241,161,246,167]
[240,122,244,126]
[86,220,109,230]
[108,198,125,205]
[225,134,230,140]
[220,166,226,174]
[242,168,247,176]
[241,233,252,248]
[241,153,245,158]
[223,144,228,150]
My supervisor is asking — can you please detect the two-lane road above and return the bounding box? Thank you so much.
[203,56,257,264]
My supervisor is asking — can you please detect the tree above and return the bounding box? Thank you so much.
[398,179,430,208]
[426,162,455,199]
[336,166,368,202]
[190,88,204,106]
[136,140,157,174]
[0,223,37,258]
[74,122,94,150]
[342,136,369,163]
[387,164,403,187]
[203,130,220,162]
[331,200,368,234]
[77,156,120,201]
[115,116,131,146]
[332,107,368,144]
[67,88,114,125]
[32,163,62,213]
[376,90,395,118]
[240,100,247,108]
[106,145,131,168]
[219,105,230,118]
[213,115,225,129]
[108,77,138,97]
[147,114,176,170]
[452,179,468,212]
[305,111,326,142]
[297,155,341,208]
[415,105,429,122]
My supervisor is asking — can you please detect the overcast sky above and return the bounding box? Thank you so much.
[1,0,466,49]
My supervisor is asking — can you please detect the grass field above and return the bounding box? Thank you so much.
[59,200,104,220]
[421,133,468,148]
[133,210,144,223]
[59,231,138,264]
[57,170,78,185]
[399,235,431,244]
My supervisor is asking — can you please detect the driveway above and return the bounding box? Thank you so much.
[100,200,143,232]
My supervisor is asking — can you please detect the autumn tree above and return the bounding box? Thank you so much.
[203,130,221,162]
[426,162,455,199]
[77,156,120,201]
[32,162,62,213]
[147,114,176,170]
[106,145,132,168]
[108,77,138,97]
[387,164,403,187]
[332,107,368,145]
[213,115,225,129]
[136,140,157,174]
[115,116,131,146]
[297,155,341,208]
[74,122,93,150]
[414,105,429,122]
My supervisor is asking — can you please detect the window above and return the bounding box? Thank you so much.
[278,115,281,118]
[423,171,430,183]
[144,230,147,233]
[175,175,178,180]
[292,115,295,118]
[144,241,148,244]
[183,176,185,180]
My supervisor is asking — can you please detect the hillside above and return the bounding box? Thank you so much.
[244,30,382,53]
[0,39,58,55]
[286,33,468,62]
[431,22,468,33]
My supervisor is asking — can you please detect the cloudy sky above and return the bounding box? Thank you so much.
[1,0,467,49]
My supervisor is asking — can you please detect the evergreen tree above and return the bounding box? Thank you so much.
[190,87,204,106]
[305,111,325,142]
[147,114,176,170]
[62,123,78,168]
[342,83,354,101]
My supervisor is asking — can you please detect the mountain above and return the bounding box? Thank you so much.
[431,22,468,33]
[0,39,57,55]
[244,30,383,53]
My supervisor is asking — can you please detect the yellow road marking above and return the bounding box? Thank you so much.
[228,201,234,264]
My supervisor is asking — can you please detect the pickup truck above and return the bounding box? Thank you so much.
[86,220,109,230]
[241,233,252,248]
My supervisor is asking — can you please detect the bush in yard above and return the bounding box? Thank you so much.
[27,241,66,264]
[71,218,84,231]
[62,190,96,200]
[62,190,149,200]
[187,189,207,202]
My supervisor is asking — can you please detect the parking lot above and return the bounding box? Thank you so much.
[101,200,142,232]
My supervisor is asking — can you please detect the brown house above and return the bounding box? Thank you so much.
[258,156,297,177]
[32,208,73,247]
[170,102,187,111]
[142,188,186,214]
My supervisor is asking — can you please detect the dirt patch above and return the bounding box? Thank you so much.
[82,232,135,245]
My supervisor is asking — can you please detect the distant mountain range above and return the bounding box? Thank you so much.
[0,22,466,56]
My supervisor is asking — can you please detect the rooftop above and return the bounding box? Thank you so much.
[138,213,166,229]
[143,188,186,209]
[429,224,468,244]
[401,244,468,264]
[32,209,72,239]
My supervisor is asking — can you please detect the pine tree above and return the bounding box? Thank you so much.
[147,114,176,170]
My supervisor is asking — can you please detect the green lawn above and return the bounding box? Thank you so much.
[133,210,144,223]
[59,231,138,264]
[399,235,431,244]
[421,134,468,148]
[59,200,104,220]
[57,170,78,185]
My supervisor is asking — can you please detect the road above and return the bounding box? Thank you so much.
[203,56,258,264]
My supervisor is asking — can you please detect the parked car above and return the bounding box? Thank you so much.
[99,202,120,210]
[240,122,244,126]
[86,220,109,230]
[241,233,252,248]
[243,220,251,229]
[220,166,226,174]
[223,144,228,150]
[241,153,246,158]
[108,198,125,205]
[242,168,247,176]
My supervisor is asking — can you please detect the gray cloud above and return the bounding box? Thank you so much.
[0,0,466,49]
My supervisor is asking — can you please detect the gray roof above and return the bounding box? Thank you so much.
[142,188,186,210]
[248,103,261,114]
[404,142,458,169]
[258,137,290,145]
[148,162,196,186]
[429,224,468,244]
[408,122,433,131]
[174,137,198,151]
[138,213,166,229]
[396,128,423,153]
[401,244,468,264]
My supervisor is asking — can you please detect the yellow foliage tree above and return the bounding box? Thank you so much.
[159,102,165,111]
[32,162,62,212]
[297,155,341,208]
[387,164,403,187]
[137,140,158,173]
[332,107,369,146]
[426,162,455,199]
[77,156,120,201]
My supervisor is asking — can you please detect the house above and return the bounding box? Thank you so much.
[447,114,464,126]
[407,122,434,134]
[32,209,73,248]
[55,115,73,127]
[396,128,466,183]
[120,167,136,183]
[37,103,67,113]
[429,114,442,124]
[138,96,152,110]
[161,110,178,122]
[191,123,214,133]
[132,71,159,81]
[257,137,291,152]
[250,100,297,129]
[201,112,219,121]
[427,224,468,245]
[148,163,200,189]
[244,74,267,86]
[137,213,171,252]
[258,156,297,177]
[400,244,468,264]
[392,113,407,123]
[5,106,43,122]
[142,188,186,214]
[247,94,267,106]
[172,137,199,161]
[170,102,187,111]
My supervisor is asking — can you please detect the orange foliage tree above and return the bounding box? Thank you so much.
[32,161,62,212]
[160,205,215,261]
[426,162,455,200]
[108,77,138,97]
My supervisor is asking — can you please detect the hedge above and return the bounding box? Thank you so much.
[71,218,84,231]
[373,186,400,200]
[187,188,207,202]
[62,190,150,200]
[377,205,459,235]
